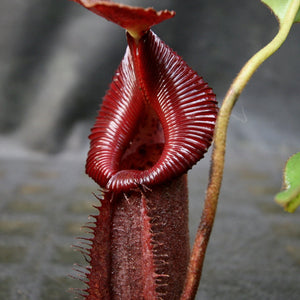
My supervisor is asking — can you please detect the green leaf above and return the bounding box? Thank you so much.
[275,152,300,212]
[261,0,300,24]
[296,7,300,22]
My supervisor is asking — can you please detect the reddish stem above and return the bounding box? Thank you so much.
[180,185,219,299]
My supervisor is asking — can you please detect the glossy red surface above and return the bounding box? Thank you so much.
[86,30,218,192]
[71,0,175,37]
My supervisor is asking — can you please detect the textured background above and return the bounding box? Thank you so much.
[0,0,299,299]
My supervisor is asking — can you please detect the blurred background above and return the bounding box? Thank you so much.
[0,0,299,299]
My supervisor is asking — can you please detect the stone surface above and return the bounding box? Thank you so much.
[0,157,96,299]
[0,152,299,299]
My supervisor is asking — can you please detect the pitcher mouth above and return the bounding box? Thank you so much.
[86,30,217,193]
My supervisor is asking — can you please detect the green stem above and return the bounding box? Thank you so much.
[181,1,300,299]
